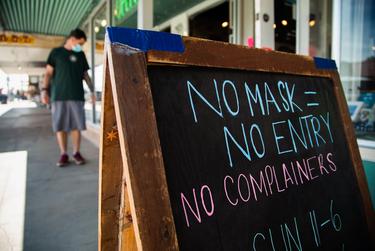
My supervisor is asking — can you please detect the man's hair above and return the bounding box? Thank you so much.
[68,28,87,41]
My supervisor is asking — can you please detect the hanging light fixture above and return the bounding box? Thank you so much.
[309,14,316,27]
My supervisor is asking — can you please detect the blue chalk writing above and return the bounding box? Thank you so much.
[288,119,308,153]
[252,218,302,251]
[265,82,282,114]
[304,90,319,108]
[320,219,330,227]
[251,200,344,250]
[307,103,319,107]
[300,115,314,147]
[309,210,321,247]
[224,123,266,167]
[268,228,277,251]
[224,123,251,167]
[285,82,303,112]
[304,91,317,95]
[280,224,288,251]
[245,83,265,116]
[278,81,291,111]
[272,121,293,155]
[187,79,223,123]
[250,123,265,158]
[283,217,303,251]
[310,117,326,147]
[308,200,342,248]
[222,80,240,116]
[330,200,342,231]
[320,113,333,143]
[252,233,266,251]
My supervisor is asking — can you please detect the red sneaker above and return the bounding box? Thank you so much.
[57,153,69,167]
[73,152,85,165]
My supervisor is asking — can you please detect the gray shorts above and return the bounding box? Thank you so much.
[51,101,86,132]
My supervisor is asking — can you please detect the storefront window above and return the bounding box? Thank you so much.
[82,22,96,124]
[113,0,137,28]
[309,0,332,58]
[189,1,229,42]
[153,0,205,26]
[339,0,375,142]
[274,0,296,53]
[86,4,107,124]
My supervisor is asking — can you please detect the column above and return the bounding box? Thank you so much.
[138,0,153,29]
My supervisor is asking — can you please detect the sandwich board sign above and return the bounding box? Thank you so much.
[99,27,374,251]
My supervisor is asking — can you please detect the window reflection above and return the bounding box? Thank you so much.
[309,0,332,58]
[340,0,375,141]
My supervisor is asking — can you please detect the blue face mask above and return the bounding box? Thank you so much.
[72,44,82,53]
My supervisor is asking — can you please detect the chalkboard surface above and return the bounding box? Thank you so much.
[148,65,372,250]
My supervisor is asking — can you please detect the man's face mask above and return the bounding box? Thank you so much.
[72,44,82,53]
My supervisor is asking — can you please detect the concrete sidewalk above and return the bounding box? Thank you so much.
[0,104,98,251]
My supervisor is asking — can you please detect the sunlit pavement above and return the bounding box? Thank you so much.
[0,101,37,116]
[0,101,98,251]
[0,151,27,251]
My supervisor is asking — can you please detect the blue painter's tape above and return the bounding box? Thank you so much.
[313,57,337,70]
[106,27,185,53]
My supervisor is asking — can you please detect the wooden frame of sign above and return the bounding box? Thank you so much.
[99,30,374,251]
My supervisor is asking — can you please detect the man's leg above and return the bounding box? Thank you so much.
[71,129,81,154]
[56,131,68,154]
[56,131,69,167]
[71,129,85,165]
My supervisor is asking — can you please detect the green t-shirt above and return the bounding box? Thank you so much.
[47,47,90,101]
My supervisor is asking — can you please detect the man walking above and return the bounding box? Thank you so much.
[41,28,95,167]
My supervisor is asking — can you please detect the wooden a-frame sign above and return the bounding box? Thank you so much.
[99,27,374,251]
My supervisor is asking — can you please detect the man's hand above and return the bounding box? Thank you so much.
[42,64,53,105]
[41,91,50,104]
[90,93,96,104]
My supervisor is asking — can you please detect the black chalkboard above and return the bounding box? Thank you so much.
[148,65,372,251]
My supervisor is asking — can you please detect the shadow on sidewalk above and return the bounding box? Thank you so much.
[0,105,98,251]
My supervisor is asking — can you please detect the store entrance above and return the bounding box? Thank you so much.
[189,1,230,42]
[274,0,296,53]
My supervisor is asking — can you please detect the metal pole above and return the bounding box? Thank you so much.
[6,76,9,100]
[91,17,96,124]
[106,0,113,26]
[138,0,153,29]
[296,0,309,55]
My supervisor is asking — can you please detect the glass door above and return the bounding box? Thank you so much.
[274,0,296,53]
[254,0,298,52]
[255,0,331,56]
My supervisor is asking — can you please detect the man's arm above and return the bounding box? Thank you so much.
[41,64,54,104]
[83,71,96,103]
[83,71,94,92]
